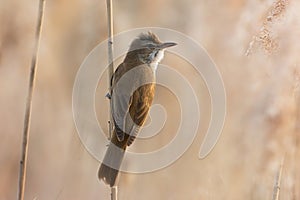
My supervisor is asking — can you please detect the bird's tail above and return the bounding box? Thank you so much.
[98,140,125,187]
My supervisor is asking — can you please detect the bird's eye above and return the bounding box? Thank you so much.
[146,43,155,49]
[154,51,159,57]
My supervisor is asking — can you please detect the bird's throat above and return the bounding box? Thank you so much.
[149,50,164,72]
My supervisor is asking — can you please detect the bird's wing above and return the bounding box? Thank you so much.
[126,84,154,146]
[111,63,155,145]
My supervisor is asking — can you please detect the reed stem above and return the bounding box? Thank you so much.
[18,0,46,199]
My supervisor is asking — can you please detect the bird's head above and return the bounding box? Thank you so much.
[128,32,177,65]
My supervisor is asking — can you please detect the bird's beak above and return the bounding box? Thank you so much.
[157,42,177,49]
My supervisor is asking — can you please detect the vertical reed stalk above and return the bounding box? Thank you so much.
[106,0,114,140]
[106,0,118,199]
[17,0,46,200]
[111,186,118,200]
[272,156,285,200]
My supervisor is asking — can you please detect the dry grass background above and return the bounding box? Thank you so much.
[1,0,300,199]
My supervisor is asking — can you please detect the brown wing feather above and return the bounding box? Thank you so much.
[126,83,155,146]
[111,61,156,147]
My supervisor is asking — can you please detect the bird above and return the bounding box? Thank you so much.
[98,31,177,187]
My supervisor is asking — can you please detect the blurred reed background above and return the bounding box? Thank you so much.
[1,0,299,199]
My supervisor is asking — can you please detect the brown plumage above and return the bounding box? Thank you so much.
[98,32,176,186]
